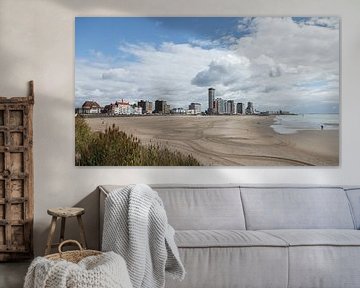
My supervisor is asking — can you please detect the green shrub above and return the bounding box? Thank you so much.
[75,116,201,166]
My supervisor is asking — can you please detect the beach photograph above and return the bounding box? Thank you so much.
[75,17,340,166]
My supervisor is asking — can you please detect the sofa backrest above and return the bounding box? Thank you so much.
[240,187,355,230]
[100,185,358,232]
[153,185,246,230]
[345,188,360,229]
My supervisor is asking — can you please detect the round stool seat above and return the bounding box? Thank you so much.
[47,207,85,218]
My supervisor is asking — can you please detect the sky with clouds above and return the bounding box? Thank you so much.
[75,17,339,114]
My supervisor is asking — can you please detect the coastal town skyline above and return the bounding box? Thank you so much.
[75,17,339,114]
[75,86,295,116]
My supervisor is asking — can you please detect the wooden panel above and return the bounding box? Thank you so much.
[10,152,24,173]
[11,180,24,198]
[10,204,24,221]
[0,132,4,146]
[9,110,23,126]
[0,226,5,245]
[0,204,4,219]
[11,226,24,246]
[0,153,4,172]
[0,110,4,126]
[0,81,34,261]
[10,132,23,146]
[0,180,4,198]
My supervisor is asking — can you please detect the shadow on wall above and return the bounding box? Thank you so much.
[38,188,100,256]
[73,188,101,249]
[54,0,197,15]
[32,94,78,256]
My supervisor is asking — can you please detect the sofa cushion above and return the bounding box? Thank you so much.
[100,185,246,230]
[165,247,289,288]
[261,230,360,287]
[154,186,246,230]
[262,229,360,246]
[241,187,355,230]
[287,246,360,288]
[175,230,287,248]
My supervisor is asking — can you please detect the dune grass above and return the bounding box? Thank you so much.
[75,116,201,166]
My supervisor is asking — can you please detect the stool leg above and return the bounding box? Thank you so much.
[45,216,57,255]
[60,217,66,243]
[77,215,87,249]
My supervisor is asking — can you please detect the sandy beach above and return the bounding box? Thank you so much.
[85,115,339,166]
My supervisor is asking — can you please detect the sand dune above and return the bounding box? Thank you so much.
[85,115,339,166]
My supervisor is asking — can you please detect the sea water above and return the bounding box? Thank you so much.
[271,114,340,134]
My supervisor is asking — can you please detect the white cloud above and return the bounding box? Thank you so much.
[101,68,129,80]
[76,42,232,108]
[191,54,250,87]
[302,17,340,29]
[76,17,339,113]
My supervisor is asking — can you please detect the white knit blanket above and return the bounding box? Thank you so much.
[24,251,132,288]
[102,184,185,288]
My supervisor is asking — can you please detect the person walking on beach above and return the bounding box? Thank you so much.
[321,125,324,130]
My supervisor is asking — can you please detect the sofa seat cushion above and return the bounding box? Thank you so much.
[175,230,288,248]
[262,229,360,246]
[260,230,360,288]
[165,246,289,288]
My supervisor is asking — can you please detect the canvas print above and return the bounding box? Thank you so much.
[75,17,340,166]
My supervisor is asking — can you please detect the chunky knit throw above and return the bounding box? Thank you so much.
[24,251,132,288]
[102,184,185,288]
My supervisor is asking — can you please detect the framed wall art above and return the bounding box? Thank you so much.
[75,17,340,166]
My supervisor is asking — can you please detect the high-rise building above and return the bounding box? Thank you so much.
[154,100,169,114]
[222,99,227,114]
[214,98,227,114]
[227,100,235,114]
[245,102,254,114]
[237,103,244,114]
[189,103,201,114]
[138,100,153,114]
[208,88,215,114]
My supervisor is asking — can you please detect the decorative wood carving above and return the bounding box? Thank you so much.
[0,81,34,261]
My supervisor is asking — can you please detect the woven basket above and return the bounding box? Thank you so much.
[45,240,102,263]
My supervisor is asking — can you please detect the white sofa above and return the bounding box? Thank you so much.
[99,185,360,288]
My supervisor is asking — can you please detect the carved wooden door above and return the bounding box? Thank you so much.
[0,81,34,261]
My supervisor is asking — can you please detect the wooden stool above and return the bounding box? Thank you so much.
[45,207,87,255]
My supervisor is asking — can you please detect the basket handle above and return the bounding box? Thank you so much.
[58,240,83,255]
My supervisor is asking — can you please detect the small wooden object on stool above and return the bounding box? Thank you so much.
[45,207,87,255]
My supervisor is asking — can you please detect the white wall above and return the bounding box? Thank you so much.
[0,0,359,256]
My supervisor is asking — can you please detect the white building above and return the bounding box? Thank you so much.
[189,102,201,114]
[171,107,186,114]
[105,99,142,115]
